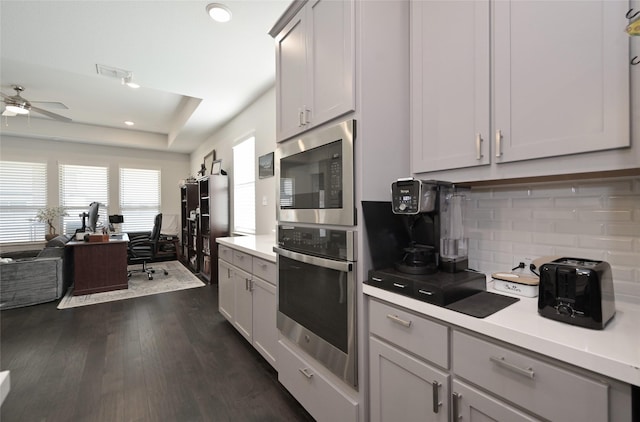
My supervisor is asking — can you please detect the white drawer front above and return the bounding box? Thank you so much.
[452,331,608,422]
[252,257,276,285]
[369,299,448,369]
[278,340,358,422]
[218,244,233,263]
[232,249,252,273]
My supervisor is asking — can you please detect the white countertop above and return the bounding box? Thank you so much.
[364,282,640,387]
[216,234,276,263]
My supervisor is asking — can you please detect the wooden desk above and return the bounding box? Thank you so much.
[66,234,129,295]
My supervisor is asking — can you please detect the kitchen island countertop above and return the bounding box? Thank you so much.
[216,234,276,263]
[364,282,640,387]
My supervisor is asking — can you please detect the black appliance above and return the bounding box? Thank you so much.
[538,257,616,329]
[363,179,485,307]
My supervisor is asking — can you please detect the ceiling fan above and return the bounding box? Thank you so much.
[1,85,72,122]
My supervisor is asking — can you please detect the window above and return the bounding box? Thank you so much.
[59,164,109,234]
[0,161,47,243]
[120,168,161,232]
[233,136,255,234]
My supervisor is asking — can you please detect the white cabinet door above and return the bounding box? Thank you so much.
[411,0,490,173]
[233,267,253,342]
[251,276,277,368]
[276,6,308,141]
[308,0,355,129]
[452,380,539,422]
[369,337,449,422]
[494,0,629,163]
[274,0,355,142]
[218,259,234,322]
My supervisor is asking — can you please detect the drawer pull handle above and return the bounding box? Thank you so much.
[452,392,461,420]
[418,289,433,296]
[298,367,314,379]
[432,381,441,413]
[371,277,383,282]
[490,355,535,379]
[386,314,412,328]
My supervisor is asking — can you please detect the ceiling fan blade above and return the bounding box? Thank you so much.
[30,105,72,122]
[1,92,12,100]
[31,101,69,110]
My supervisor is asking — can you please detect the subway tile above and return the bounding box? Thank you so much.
[477,239,512,253]
[494,231,532,243]
[493,253,514,265]
[578,179,634,195]
[555,196,604,208]
[512,197,554,209]
[554,221,603,235]
[493,208,532,221]
[466,208,493,220]
[532,209,576,220]
[478,220,511,231]
[513,221,554,233]
[512,243,555,257]
[611,268,634,283]
[532,232,577,247]
[605,251,640,267]
[578,236,633,252]
[606,223,640,237]
[477,198,510,209]
[578,210,632,222]
[552,247,606,260]
[607,195,640,208]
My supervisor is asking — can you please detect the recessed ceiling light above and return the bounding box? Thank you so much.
[124,121,135,126]
[206,3,232,22]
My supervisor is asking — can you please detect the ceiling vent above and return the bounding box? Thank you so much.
[95,64,131,80]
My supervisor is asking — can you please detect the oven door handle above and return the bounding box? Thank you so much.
[274,247,353,273]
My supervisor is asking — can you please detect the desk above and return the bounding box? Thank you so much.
[66,234,129,295]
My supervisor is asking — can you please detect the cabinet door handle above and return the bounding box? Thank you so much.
[249,279,254,292]
[452,392,461,420]
[245,278,249,291]
[495,129,502,158]
[476,133,483,160]
[304,106,311,124]
[490,355,535,379]
[298,108,304,126]
[432,381,441,414]
[298,367,314,379]
[386,313,412,328]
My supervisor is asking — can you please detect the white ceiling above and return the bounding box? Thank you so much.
[0,0,290,153]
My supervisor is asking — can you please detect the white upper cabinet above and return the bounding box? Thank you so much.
[411,0,491,172]
[274,0,355,142]
[412,0,632,179]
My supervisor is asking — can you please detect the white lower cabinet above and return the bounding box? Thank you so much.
[217,245,277,369]
[451,380,538,422]
[369,337,449,422]
[278,338,358,422]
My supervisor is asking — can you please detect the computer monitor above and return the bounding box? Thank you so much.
[87,202,100,232]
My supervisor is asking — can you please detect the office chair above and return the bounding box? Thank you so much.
[127,213,168,280]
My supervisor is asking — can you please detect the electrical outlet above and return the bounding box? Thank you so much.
[512,255,534,273]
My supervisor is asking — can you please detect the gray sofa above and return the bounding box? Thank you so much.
[0,235,73,310]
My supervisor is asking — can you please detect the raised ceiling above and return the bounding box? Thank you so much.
[0,0,290,153]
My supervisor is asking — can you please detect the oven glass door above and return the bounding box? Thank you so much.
[278,254,349,353]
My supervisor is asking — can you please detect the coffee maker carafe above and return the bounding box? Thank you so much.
[391,178,469,274]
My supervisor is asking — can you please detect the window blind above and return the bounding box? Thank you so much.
[233,137,256,234]
[59,164,109,234]
[120,168,160,232]
[0,161,47,243]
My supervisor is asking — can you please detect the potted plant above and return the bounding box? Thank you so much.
[36,206,69,241]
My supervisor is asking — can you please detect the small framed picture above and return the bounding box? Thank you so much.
[258,152,274,179]
[202,150,216,175]
[211,159,222,175]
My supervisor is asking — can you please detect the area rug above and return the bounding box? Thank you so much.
[57,260,205,309]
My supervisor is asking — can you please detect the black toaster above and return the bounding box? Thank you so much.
[538,258,615,329]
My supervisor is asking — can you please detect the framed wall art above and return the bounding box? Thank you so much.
[258,152,274,178]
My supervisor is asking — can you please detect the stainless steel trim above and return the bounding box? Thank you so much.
[386,313,412,328]
[276,119,356,226]
[432,381,441,413]
[490,355,535,379]
[273,247,352,272]
[495,129,502,157]
[452,392,461,419]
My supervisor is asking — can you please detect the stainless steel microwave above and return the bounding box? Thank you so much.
[276,119,356,226]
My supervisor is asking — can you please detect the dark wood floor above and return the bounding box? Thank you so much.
[0,283,314,422]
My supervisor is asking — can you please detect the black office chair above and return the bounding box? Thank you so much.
[127,213,168,280]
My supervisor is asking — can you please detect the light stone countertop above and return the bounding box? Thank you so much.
[364,281,640,387]
[216,234,276,263]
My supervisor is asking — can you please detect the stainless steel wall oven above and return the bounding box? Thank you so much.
[274,225,357,388]
[276,119,355,226]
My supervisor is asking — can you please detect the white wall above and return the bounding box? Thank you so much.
[191,86,277,236]
[0,135,190,249]
[466,176,640,303]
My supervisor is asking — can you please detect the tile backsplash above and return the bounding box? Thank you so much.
[466,176,640,303]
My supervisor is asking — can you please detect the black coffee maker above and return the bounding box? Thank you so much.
[391,178,469,274]
[364,178,485,306]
